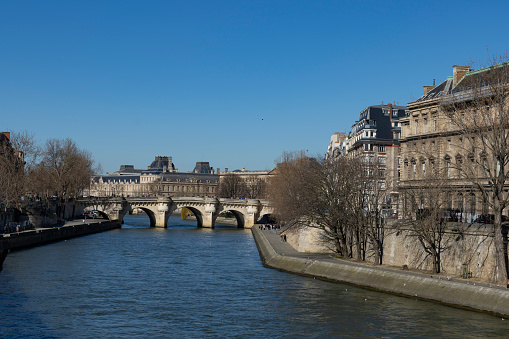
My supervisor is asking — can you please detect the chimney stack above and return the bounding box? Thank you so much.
[453,65,470,87]
[423,85,435,95]
[225,168,228,173]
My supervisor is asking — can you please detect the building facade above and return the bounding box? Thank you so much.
[88,156,219,198]
[399,63,509,221]
[328,103,407,216]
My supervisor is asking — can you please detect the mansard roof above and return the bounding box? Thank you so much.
[352,104,407,143]
[413,79,452,102]
[411,62,509,104]
[193,162,213,174]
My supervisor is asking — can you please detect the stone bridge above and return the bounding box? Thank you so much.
[75,197,274,228]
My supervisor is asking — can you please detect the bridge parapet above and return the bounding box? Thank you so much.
[76,196,273,228]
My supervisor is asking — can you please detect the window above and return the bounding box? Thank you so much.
[379,145,385,152]
[422,162,426,177]
[433,116,437,131]
[369,155,374,164]
[424,118,428,133]
[415,120,419,134]
[378,169,385,178]
[378,156,386,164]
[378,181,386,190]
[398,156,401,166]
[448,140,451,151]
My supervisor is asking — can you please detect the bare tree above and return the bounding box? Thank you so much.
[356,160,393,265]
[31,138,96,218]
[0,131,39,210]
[402,177,452,274]
[244,175,266,199]
[267,151,318,231]
[269,151,370,257]
[219,173,247,199]
[440,56,509,283]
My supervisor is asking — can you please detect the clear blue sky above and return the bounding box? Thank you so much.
[2,1,508,173]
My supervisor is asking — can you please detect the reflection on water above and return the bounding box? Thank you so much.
[1,214,508,338]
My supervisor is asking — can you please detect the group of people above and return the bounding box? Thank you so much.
[258,223,287,242]
[259,224,279,230]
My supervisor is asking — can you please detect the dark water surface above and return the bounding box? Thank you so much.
[1,215,509,338]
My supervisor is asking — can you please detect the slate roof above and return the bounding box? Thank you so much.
[413,79,452,102]
[352,105,407,145]
[193,162,213,174]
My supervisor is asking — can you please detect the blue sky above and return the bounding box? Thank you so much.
[2,1,509,173]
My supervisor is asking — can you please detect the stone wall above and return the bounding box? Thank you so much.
[1,220,121,251]
[252,226,509,317]
[284,220,501,282]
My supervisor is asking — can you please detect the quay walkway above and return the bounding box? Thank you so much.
[252,226,509,317]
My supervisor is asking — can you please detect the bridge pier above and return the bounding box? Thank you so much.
[202,198,219,228]
[154,197,172,227]
[244,200,261,228]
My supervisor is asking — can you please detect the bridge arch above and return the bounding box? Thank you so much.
[175,206,204,227]
[83,206,111,220]
[131,207,157,227]
[215,209,245,228]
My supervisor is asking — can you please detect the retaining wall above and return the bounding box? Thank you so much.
[252,226,509,317]
[1,221,121,251]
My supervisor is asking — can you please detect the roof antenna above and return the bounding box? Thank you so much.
[433,78,435,86]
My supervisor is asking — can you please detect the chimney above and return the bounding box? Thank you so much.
[241,167,245,172]
[1,132,10,141]
[452,65,470,87]
[216,168,219,175]
[423,85,435,95]
[225,168,228,173]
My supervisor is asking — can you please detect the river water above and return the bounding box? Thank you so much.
[1,215,509,338]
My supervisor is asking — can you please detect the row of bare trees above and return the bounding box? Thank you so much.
[0,131,97,221]
[268,151,388,264]
[219,173,266,199]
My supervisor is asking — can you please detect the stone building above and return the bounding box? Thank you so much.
[88,156,219,198]
[325,132,347,159]
[328,103,407,216]
[399,63,509,221]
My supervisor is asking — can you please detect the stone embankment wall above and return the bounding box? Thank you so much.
[1,220,121,252]
[284,220,500,282]
[252,226,509,317]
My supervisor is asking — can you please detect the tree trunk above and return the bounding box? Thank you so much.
[493,206,508,284]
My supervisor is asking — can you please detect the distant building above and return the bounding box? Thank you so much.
[88,156,219,197]
[325,132,348,159]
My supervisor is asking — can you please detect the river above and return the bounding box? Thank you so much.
[1,215,508,338]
